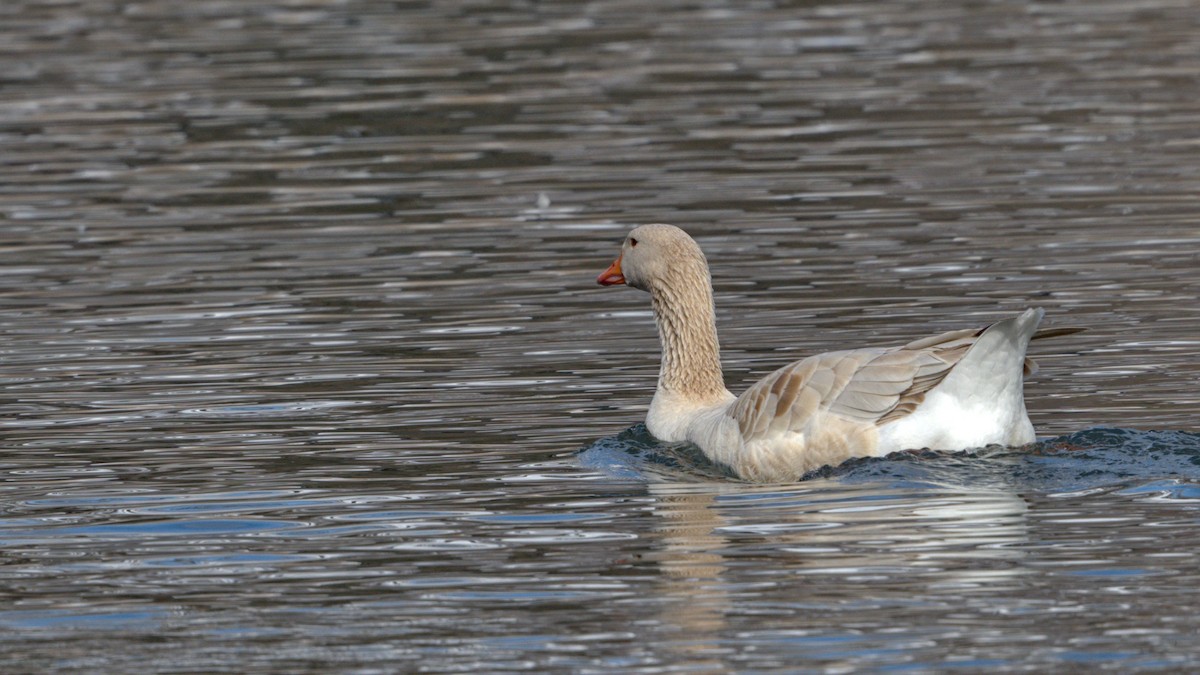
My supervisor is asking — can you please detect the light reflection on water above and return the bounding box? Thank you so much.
[3,0,1200,671]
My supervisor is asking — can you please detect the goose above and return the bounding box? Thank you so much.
[596,223,1074,482]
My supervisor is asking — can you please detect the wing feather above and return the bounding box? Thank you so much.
[731,324,1009,440]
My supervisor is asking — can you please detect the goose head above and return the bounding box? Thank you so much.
[596,224,710,293]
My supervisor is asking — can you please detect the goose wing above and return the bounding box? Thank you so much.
[729,326,984,440]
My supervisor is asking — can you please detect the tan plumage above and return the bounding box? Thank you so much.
[596,224,1076,482]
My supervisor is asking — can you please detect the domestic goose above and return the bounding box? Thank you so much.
[597,223,1073,482]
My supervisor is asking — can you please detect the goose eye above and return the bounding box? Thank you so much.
[629,238,638,247]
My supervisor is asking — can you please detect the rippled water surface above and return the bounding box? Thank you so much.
[3,0,1200,671]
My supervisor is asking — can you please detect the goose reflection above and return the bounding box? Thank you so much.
[642,478,1030,669]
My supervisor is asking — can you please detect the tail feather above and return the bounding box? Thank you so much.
[938,307,1043,404]
[1032,326,1086,341]
[1025,322,1084,374]
[874,308,1063,451]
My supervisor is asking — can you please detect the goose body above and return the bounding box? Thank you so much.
[597,224,1062,482]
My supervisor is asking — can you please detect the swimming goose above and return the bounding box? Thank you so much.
[597,223,1072,482]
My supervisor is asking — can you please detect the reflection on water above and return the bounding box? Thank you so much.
[3,0,1200,670]
[647,482,1031,671]
[579,426,1200,669]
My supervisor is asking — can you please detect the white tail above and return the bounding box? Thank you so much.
[878,308,1043,450]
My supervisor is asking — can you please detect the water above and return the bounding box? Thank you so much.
[2,0,1200,671]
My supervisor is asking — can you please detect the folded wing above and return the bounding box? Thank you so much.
[731,325,988,440]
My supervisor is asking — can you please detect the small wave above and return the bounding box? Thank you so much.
[578,425,1200,493]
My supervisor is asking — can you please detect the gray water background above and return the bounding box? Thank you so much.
[3,0,1200,671]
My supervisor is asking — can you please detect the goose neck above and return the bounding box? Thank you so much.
[649,277,726,402]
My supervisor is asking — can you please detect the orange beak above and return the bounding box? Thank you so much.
[596,254,626,286]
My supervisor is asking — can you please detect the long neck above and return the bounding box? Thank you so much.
[649,266,727,402]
